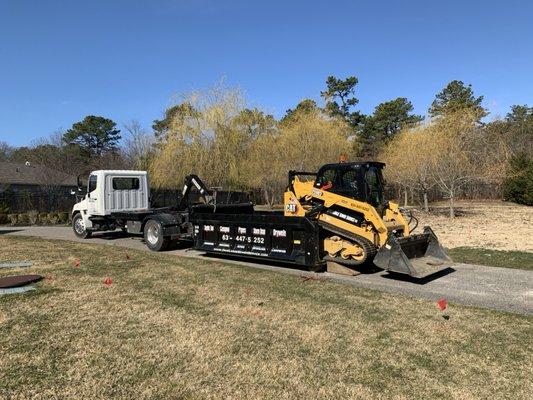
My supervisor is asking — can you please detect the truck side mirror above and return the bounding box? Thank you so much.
[71,186,85,196]
[76,174,84,192]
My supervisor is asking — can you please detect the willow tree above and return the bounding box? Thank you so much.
[149,85,259,190]
[244,132,285,206]
[245,105,353,206]
[278,107,352,172]
[381,124,436,211]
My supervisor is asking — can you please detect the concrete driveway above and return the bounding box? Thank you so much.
[1,226,532,315]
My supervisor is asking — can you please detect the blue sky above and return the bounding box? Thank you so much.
[0,0,531,146]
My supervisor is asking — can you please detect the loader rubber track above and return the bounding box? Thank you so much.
[319,221,377,266]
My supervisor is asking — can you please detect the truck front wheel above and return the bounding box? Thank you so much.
[72,213,91,239]
[144,219,170,251]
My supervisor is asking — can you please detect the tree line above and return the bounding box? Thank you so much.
[1,77,531,215]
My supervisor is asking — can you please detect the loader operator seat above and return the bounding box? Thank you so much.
[315,169,336,190]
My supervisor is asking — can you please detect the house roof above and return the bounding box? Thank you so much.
[0,161,77,186]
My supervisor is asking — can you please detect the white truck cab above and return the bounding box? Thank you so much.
[72,170,149,238]
[71,170,209,251]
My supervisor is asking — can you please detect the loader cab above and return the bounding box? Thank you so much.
[314,162,386,207]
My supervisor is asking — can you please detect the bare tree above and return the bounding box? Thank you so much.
[0,141,13,161]
[20,131,86,190]
[428,112,481,217]
[122,120,155,170]
[381,111,505,216]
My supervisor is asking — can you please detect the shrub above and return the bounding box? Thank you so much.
[47,212,59,224]
[8,214,17,225]
[38,213,48,224]
[28,210,39,225]
[0,213,8,224]
[0,202,9,214]
[58,212,69,224]
[503,154,533,206]
[17,213,29,225]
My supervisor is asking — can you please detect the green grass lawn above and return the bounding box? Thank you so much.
[1,236,532,399]
[448,247,533,271]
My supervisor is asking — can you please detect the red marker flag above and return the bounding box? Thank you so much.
[437,298,447,311]
[103,277,113,286]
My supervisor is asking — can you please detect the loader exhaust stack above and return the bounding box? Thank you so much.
[373,226,453,278]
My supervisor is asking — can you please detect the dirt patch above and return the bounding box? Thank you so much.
[413,200,533,252]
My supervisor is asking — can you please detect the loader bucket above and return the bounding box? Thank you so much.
[373,226,453,279]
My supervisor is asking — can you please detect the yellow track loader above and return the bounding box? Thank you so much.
[284,161,452,278]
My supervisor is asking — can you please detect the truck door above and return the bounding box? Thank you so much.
[87,174,99,215]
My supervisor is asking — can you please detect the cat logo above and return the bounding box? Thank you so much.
[285,197,298,213]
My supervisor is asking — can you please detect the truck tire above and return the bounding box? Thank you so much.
[72,213,91,239]
[144,219,170,251]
